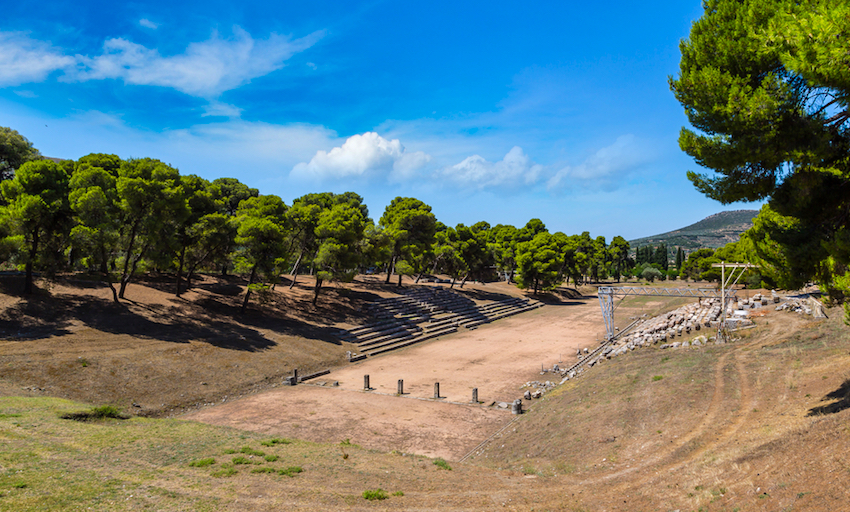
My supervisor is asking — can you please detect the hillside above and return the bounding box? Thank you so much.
[630,209,758,250]
[2,275,850,510]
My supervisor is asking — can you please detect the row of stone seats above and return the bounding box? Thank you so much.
[343,286,543,358]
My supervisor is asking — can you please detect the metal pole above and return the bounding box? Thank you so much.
[720,262,725,341]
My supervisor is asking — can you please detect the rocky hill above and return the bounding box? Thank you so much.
[629,209,758,250]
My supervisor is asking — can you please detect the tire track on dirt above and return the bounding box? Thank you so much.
[576,338,757,485]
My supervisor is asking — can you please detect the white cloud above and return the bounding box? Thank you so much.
[139,19,159,30]
[66,26,323,98]
[201,101,242,118]
[13,90,37,98]
[0,32,74,86]
[444,146,543,189]
[291,132,431,182]
[547,135,654,190]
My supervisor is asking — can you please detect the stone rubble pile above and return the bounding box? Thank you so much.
[775,295,828,318]
[601,299,726,358]
[522,379,557,399]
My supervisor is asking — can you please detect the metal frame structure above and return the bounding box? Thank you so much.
[597,286,734,340]
[711,262,757,342]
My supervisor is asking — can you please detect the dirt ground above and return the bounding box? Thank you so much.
[185,298,601,459]
[6,273,849,511]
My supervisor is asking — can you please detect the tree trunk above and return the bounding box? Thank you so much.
[175,245,187,296]
[290,250,302,275]
[397,273,403,287]
[312,277,323,306]
[118,222,139,299]
[508,268,515,283]
[289,251,303,289]
[386,255,396,284]
[415,273,422,284]
[459,273,469,288]
[23,229,39,295]
[241,264,257,314]
[101,246,119,303]
[450,277,456,289]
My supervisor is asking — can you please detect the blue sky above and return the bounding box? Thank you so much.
[0,0,757,240]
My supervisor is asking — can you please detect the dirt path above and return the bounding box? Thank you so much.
[185,295,602,460]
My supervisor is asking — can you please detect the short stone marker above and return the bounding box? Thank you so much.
[397,379,404,395]
[471,388,478,403]
[364,375,371,391]
[511,399,523,415]
[293,368,299,383]
[434,382,441,399]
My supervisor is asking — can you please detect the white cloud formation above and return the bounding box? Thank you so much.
[0,32,74,86]
[547,135,654,190]
[139,19,159,30]
[443,146,543,189]
[66,26,323,97]
[291,132,431,182]
[202,101,242,118]
[0,27,321,99]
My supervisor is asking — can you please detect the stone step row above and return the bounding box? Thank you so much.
[365,324,460,357]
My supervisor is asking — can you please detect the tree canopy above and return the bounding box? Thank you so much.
[0,126,41,181]
[671,0,850,300]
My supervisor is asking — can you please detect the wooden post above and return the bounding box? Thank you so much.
[293,368,299,384]
[471,388,478,403]
[364,375,370,390]
[397,379,403,395]
[434,382,440,399]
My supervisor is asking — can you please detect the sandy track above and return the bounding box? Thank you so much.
[185,294,602,460]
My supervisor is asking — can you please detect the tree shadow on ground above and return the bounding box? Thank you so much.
[808,379,850,416]
[450,287,515,302]
[0,286,349,351]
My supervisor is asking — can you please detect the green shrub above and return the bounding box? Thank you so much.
[231,456,254,465]
[433,458,452,470]
[652,375,664,381]
[61,405,129,422]
[260,438,292,447]
[264,454,279,462]
[240,446,265,456]
[392,491,404,496]
[211,467,237,478]
[362,489,389,501]
[641,267,663,282]
[279,466,303,477]
[188,458,216,467]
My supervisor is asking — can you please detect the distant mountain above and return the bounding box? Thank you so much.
[629,210,759,251]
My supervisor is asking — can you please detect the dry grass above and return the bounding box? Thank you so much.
[2,274,850,510]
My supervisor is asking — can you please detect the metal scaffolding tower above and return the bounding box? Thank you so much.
[598,262,756,340]
[597,286,734,340]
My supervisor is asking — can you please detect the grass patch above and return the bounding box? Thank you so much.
[433,458,452,470]
[260,437,292,446]
[392,491,404,496]
[251,467,277,474]
[363,488,389,500]
[264,454,279,462]
[240,446,265,456]
[279,466,304,477]
[211,467,238,478]
[60,405,129,422]
[188,457,216,467]
[231,456,256,465]
[652,375,664,381]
